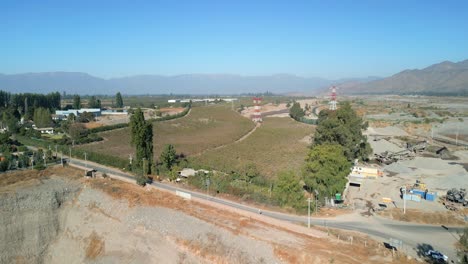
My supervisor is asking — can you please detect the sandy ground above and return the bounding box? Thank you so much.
[90,114,129,127]
[365,126,409,137]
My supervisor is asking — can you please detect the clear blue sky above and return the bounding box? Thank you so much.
[2,0,468,79]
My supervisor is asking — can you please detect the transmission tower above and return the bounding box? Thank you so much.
[329,86,338,111]
[252,97,262,122]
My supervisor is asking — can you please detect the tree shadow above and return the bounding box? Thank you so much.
[416,243,433,257]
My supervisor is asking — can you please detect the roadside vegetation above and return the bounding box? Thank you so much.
[459,227,468,264]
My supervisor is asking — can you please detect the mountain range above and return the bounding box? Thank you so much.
[342,59,468,95]
[1,59,467,95]
[0,72,377,95]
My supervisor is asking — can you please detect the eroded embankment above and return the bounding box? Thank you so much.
[0,177,80,264]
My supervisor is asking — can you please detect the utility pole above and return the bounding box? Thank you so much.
[30,155,34,170]
[431,124,434,143]
[307,198,311,228]
[84,152,87,170]
[43,153,46,167]
[206,174,210,198]
[69,147,72,165]
[61,152,63,167]
[55,145,58,158]
[314,190,319,215]
[403,187,407,214]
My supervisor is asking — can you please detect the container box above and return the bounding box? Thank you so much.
[411,194,421,202]
[411,189,426,199]
[426,192,437,201]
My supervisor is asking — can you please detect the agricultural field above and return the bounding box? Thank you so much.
[78,105,255,160]
[190,117,314,178]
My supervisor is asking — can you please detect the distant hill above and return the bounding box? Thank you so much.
[0,72,376,95]
[343,59,468,95]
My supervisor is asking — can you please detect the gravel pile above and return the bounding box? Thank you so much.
[367,126,409,136]
[384,163,414,174]
[369,138,405,155]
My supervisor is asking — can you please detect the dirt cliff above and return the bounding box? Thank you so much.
[0,177,80,264]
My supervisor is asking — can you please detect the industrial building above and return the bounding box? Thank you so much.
[54,108,101,120]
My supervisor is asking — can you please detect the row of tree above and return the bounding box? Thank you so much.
[71,92,123,109]
[130,108,154,180]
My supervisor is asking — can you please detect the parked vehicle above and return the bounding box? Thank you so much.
[425,250,448,262]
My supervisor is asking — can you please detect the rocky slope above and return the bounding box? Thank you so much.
[0,178,80,264]
[344,59,468,95]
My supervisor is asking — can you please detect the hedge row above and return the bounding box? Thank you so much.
[16,135,128,170]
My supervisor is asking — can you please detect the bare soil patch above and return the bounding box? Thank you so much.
[85,231,105,260]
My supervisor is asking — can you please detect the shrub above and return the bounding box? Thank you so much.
[136,175,148,186]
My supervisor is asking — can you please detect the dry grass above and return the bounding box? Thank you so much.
[85,231,105,260]
[83,122,104,129]
[78,105,254,159]
[378,208,466,226]
[190,117,314,178]
[0,165,83,191]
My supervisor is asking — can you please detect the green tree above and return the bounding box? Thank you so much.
[1,108,20,133]
[242,163,259,184]
[314,102,371,161]
[68,123,88,140]
[303,144,351,199]
[130,108,153,174]
[88,96,101,108]
[33,107,52,128]
[274,171,306,210]
[73,95,81,109]
[289,102,305,121]
[115,92,124,108]
[77,111,95,123]
[160,144,177,170]
[459,227,468,264]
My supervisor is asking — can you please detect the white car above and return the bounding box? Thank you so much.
[425,250,448,262]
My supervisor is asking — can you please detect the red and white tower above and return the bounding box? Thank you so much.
[329,86,337,111]
[252,97,262,122]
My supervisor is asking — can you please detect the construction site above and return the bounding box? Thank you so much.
[342,96,468,227]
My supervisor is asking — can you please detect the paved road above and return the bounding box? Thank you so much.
[65,155,463,261]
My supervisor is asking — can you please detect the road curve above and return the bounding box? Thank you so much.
[65,155,463,261]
